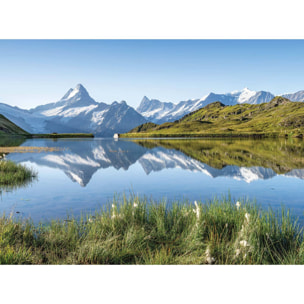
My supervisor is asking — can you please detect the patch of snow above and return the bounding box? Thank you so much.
[141,108,164,117]
[41,106,65,117]
[91,109,109,124]
[169,104,187,116]
[198,94,209,102]
[239,167,259,183]
[62,154,100,167]
[66,87,80,99]
[43,155,69,167]
[231,90,241,94]
[237,88,256,104]
[60,105,98,118]
[67,171,84,186]
[92,147,111,163]
[140,153,164,163]
[44,154,100,167]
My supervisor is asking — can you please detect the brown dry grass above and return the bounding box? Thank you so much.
[0,146,62,154]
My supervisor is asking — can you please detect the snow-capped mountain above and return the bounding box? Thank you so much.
[0,84,146,136]
[30,84,99,115]
[137,88,275,123]
[282,90,304,102]
[30,84,147,136]
[2,85,304,135]
[0,103,48,133]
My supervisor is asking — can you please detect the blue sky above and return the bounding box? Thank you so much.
[1,40,304,109]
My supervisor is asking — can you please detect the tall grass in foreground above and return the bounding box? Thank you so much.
[0,196,303,265]
[0,159,37,188]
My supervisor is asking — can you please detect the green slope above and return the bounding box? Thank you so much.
[122,97,304,138]
[0,114,30,136]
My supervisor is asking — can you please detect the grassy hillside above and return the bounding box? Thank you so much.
[0,114,30,136]
[122,97,304,138]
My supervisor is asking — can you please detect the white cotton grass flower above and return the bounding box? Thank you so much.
[244,213,250,223]
[133,201,138,208]
[235,249,241,257]
[240,240,249,247]
[193,201,200,220]
[236,201,241,210]
[111,203,116,219]
[205,246,215,264]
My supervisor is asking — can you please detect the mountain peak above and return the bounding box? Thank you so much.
[49,84,97,109]
[61,88,73,100]
[137,96,152,112]
[142,96,150,103]
[60,84,90,101]
[237,87,257,104]
[75,83,87,91]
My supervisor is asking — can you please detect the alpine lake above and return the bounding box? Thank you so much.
[1,136,304,224]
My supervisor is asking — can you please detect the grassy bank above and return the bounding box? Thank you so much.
[0,196,303,264]
[121,132,281,138]
[0,160,37,188]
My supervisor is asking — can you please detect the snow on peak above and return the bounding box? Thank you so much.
[75,83,85,90]
[141,96,150,104]
[63,84,88,100]
[61,88,73,100]
[198,94,209,102]
[237,87,256,104]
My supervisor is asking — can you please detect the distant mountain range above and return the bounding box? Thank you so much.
[0,84,147,136]
[125,96,304,138]
[137,88,304,123]
[1,85,304,135]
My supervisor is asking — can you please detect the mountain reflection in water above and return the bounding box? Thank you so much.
[3,137,304,223]
[6,137,304,187]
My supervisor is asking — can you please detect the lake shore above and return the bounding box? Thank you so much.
[0,160,37,188]
[30,133,94,138]
[120,132,283,138]
[0,197,303,265]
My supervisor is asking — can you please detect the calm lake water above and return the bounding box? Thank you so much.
[2,137,304,223]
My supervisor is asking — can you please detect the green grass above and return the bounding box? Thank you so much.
[0,160,37,189]
[122,97,304,138]
[0,195,303,264]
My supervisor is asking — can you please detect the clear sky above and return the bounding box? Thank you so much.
[1,40,304,109]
